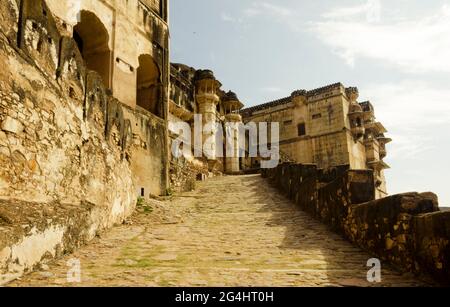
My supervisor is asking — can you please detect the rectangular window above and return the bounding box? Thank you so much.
[312,113,322,120]
[298,123,306,136]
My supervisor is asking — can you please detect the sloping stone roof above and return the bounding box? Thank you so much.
[222,90,239,102]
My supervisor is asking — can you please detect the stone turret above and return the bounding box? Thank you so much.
[346,87,365,140]
[223,90,244,122]
[291,90,307,107]
[222,91,244,173]
[195,70,221,161]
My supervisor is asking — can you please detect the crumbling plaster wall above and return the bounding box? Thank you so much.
[0,0,136,209]
[0,0,169,283]
[124,105,168,197]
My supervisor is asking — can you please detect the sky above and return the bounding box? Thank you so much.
[170,0,450,206]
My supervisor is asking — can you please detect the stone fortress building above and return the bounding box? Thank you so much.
[33,0,171,198]
[1,0,448,285]
[241,83,391,199]
[169,63,244,191]
[0,0,245,281]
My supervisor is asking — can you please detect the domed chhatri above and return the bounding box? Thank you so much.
[195,69,216,81]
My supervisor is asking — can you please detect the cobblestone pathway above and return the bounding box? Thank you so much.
[9,175,434,287]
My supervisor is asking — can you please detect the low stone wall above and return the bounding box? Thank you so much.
[262,163,450,284]
[0,199,134,284]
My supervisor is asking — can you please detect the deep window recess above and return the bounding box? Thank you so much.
[298,123,306,136]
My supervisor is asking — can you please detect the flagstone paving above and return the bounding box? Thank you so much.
[9,175,435,287]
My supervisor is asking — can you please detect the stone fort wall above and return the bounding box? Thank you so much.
[262,163,450,284]
[0,0,168,283]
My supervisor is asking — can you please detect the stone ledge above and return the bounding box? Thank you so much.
[0,199,128,285]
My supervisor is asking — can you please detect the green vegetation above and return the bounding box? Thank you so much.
[136,197,153,214]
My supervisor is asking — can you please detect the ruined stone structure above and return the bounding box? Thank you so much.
[169,63,244,192]
[241,83,391,199]
[0,0,169,283]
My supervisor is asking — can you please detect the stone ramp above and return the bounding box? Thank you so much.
[8,175,434,286]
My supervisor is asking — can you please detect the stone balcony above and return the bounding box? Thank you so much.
[351,126,365,139]
[169,99,193,121]
[365,121,387,134]
[225,113,242,123]
[367,159,390,171]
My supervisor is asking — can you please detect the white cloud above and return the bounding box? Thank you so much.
[241,2,302,33]
[385,133,435,160]
[243,2,293,18]
[221,12,236,23]
[360,80,450,160]
[361,81,450,128]
[323,0,381,22]
[310,2,450,72]
[221,12,245,24]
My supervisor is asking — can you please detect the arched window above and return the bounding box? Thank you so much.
[136,54,162,117]
[73,11,111,89]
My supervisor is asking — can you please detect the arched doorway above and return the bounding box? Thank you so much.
[136,54,162,117]
[73,10,112,89]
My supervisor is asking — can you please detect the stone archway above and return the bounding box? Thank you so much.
[73,10,112,89]
[136,54,162,117]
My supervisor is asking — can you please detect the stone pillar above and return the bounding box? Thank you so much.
[225,114,242,173]
[346,87,365,140]
[222,91,244,174]
[195,70,221,161]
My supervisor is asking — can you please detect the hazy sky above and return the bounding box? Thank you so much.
[170,0,450,205]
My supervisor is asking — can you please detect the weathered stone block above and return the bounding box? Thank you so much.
[318,169,374,232]
[413,211,450,283]
[1,116,23,134]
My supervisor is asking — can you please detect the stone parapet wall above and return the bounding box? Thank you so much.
[262,163,450,284]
